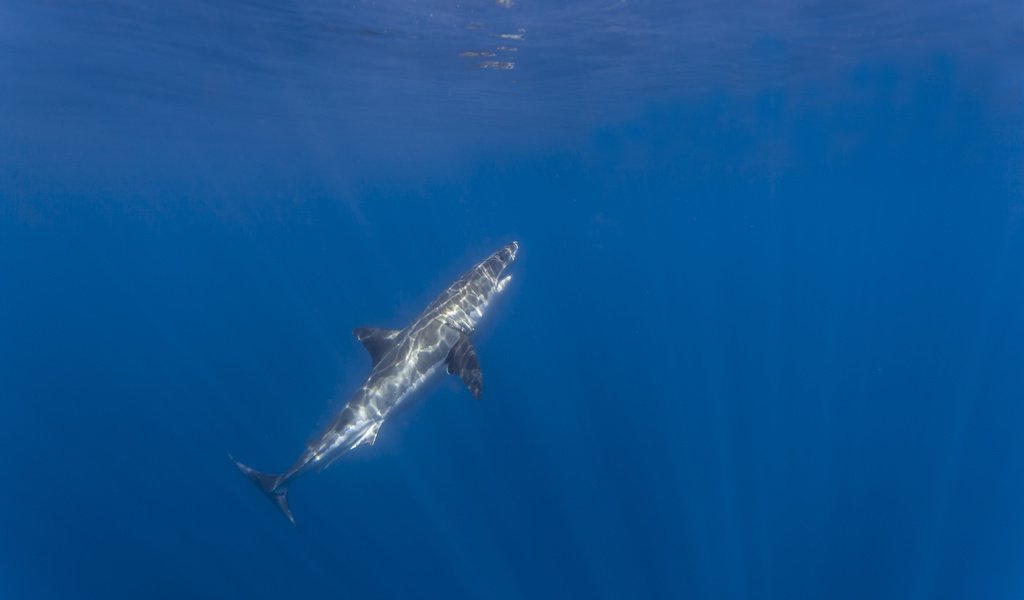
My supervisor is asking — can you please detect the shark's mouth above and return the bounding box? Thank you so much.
[496,274,513,293]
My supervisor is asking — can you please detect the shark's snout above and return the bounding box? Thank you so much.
[483,242,518,282]
[501,241,519,264]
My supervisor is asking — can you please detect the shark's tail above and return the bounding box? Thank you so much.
[229,454,295,525]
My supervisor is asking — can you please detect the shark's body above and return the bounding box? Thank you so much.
[231,242,518,523]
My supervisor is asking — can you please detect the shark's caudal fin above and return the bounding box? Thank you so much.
[229,455,295,525]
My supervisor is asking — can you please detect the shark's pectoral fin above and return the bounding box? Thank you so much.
[354,327,401,366]
[446,335,483,400]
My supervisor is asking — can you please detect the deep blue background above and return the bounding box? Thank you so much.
[3,1,1024,598]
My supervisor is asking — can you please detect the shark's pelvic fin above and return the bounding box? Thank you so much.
[352,420,383,449]
[446,334,483,400]
[229,455,295,525]
[353,327,402,366]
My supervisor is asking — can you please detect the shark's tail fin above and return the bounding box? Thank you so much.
[229,454,295,525]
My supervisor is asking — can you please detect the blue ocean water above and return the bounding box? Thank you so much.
[3,1,1024,598]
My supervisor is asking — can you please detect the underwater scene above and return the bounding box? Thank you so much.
[2,1,1024,598]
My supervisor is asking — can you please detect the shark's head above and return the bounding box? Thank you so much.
[495,241,518,270]
[464,241,518,303]
[445,242,518,332]
[482,241,518,291]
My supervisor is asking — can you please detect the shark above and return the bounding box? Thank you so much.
[230,242,518,524]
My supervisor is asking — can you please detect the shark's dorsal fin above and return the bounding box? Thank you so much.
[353,327,401,366]
[446,334,482,400]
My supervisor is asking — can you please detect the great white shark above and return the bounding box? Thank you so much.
[230,242,518,523]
